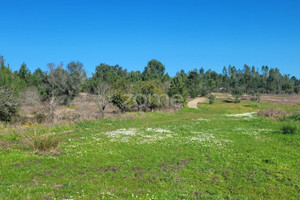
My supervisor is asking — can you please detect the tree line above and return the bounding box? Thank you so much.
[0,57,299,121]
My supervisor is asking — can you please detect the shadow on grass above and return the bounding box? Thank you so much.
[222,100,234,103]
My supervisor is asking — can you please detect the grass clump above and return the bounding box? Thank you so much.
[33,134,59,152]
[281,124,297,134]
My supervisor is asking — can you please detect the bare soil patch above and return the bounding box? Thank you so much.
[213,93,300,104]
[187,97,207,108]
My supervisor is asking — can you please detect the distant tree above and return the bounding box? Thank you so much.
[44,62,86,119]
[168,73,187,106]
[111,79,134,112]
[94,82,113,118]
[20,87,40,106]
[250,91,261,104]
[142,59,165,81]
[0,87,20,121]
[208,93,215,104]
[66,61,87,97]
[231,87,243,103]
[135,80,165,111]
[187,69,201,98]
[18,62,31,85]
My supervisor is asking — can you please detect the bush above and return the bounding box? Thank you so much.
[250,92,261,103]
[0,87,20,121]
[33,111,47,123]
[281,124,297,134]
[208,94,215,104]
[231,87,243,103]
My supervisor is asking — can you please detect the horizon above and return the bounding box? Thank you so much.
[1,0,300,77]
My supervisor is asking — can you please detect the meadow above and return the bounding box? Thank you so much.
[0,99,300,199]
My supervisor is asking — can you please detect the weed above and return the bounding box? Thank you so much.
[281,124,297,134]
[32,133,59,152]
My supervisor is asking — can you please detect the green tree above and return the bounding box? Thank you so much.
[231,87,243,103]
[18,62,31,85]
[168,73,187,106]
[142,59,165,81]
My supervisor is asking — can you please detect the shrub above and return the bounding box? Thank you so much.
[33,111,47,123]
[208,94,215,104]
[281,124,297,134]
[231,87,243,103]
[0,87,20,121]
[250,92,261,103]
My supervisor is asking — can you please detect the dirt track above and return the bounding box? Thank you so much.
[187,97,207,108]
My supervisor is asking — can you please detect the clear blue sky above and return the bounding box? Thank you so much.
[1,0,300,77]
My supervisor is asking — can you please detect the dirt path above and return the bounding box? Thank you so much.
[187,97,207,109]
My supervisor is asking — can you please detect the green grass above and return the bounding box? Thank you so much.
[0,100,300,199]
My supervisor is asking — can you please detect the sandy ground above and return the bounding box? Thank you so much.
[187,97,207,108]
[187,93,300,109]
[213,93,300,104]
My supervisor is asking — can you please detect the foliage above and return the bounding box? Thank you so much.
[250,91,261,103]
[45,62,86,105]
[1,56,300,120]
[142,59,166,81]
[231,87,243,103]
[285,113,300,121]
[281,124,297,134]
[168,73,187,103]
[0,87,20,121]
[208,93,215,104]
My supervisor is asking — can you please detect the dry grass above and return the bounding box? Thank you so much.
[32,134,59,152]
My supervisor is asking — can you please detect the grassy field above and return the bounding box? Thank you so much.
[0,100,300,199]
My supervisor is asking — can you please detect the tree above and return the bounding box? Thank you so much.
[133,81,165,111]
[44,62,86,119]
[142,59,165,81]
[249,89,261,104]
[187,69,201,98]
[0,59,25,92]
[231,87,243,103]
[94,82,113,118]
[111,79,134,112]
[66,61,87,97]
[208,93,215,104]
[0,87,20,121]
[18,62,31,85]
[168,73,187,107]
[20,87,40,106]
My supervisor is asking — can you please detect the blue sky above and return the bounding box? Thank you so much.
[1,0,300,77]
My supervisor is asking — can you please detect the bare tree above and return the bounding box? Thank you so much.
[0,87,20,121]
[20,87,40,106]
[93,82,113,118]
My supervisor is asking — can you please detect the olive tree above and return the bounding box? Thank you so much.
[0,87,20,121]
[44,62,86,119]
[94,82,113,118]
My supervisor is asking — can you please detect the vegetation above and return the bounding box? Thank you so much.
[208,93,215,104]
[0,99,299,199]
[281,124,297,134]
[285,113,300,121]
[1,56,300,121]
[0,87,20,121]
